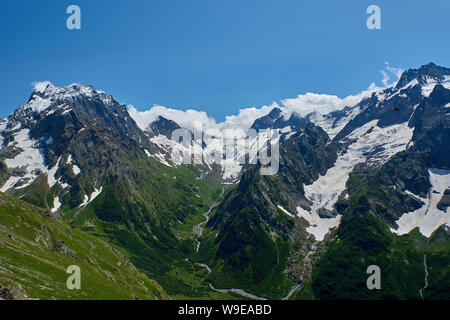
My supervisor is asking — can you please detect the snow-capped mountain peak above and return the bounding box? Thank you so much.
[395,62,450,89]
[23,82,112,114]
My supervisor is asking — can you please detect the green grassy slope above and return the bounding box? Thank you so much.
[0,192,168,300]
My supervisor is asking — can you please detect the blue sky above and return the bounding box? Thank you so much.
[0,0,449,120]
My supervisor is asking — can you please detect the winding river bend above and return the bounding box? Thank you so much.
[192,195,318,300]
[193,262,268,300]
[191,188,269,300]
[194,243,317,300]
[281,241,318,300]
[192,188,223,252]
[419,253,429,300]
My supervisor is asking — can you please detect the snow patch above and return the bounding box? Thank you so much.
[51,196,61,213]
[47,157,61,188]
[32,81,52,93]
[0,129,47,192]
[72,165,81,175]
[27,95,52,112]
[392,168,450,237]
[45,156,70,189]
[151,127,276,179]
[444,76,450,90]
[90,187,103,202]
[277,205,295,218]
[295,206,341,241]
[302,120,413,240]
[308,106,360,140]
[421,76,439,97]
[78,187,103,207]
[78,194,89,207]
[421,75,450,97]
[280,126,292,133]
[305,120,413,209]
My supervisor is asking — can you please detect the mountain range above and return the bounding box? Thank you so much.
[0,62,449,300]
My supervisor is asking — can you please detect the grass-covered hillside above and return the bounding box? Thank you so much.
[0,192,168,300]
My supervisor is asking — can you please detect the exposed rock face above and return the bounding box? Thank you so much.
[146,116,181,139]
[250,107,308,132]
[54,238,78,258]
[0,83,163,211]
[250,107,284,131]
[334,64,449,141]
[437,189,450,212]
[395,62,450,88]
[0,284,14,300]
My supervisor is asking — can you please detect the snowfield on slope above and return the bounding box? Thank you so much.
[78,186,103,208]
[149,128,280,180]
[51,196,61,213]
[295,206,341,241]
[0,129,47,192]
[307,107,360,140]
[421,75,450,97]
[392,168,450,237]
[301,119,414,241]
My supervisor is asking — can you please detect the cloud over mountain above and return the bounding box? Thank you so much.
[128,84,381,134]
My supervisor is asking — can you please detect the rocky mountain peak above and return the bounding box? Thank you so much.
[250,107,308,133]
[396,62,450,89]
[250,107,283,130]
[146,116,181,138]
[21,82,116,116]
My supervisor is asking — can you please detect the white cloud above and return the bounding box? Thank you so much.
[128,88,377,134]
[128,102,279,136]
[219,102,278,131]
[128,64,403,133]
[127,104,217,132]
[381,62,403,87]
[32,81,53,93]
[279,82,381,120]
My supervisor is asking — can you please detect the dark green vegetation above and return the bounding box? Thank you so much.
[311,84,450,300]
[63,163,236,299]
[198,124,339,299]
[312,200,449,300]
